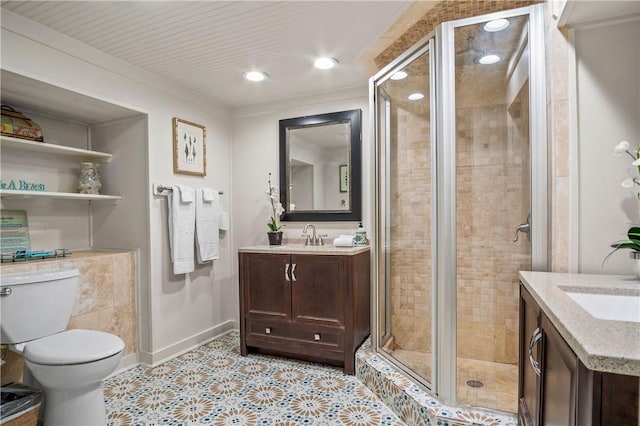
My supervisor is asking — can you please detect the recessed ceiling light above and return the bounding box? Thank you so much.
[390,71,408,80]
[484,18,510,32]
[478,54,501,65]
[244,71,268,82]
[314,57,338,70]
[407,93,424,101]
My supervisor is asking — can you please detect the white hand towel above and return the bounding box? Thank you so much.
[218,211,229,231]
[195,188,220,263]
[333,235,355,247]
[168,185,196,274]
[202,189,215,202]
[180,187,194,203]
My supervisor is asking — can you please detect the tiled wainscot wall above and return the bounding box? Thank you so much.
[0,250,137,383]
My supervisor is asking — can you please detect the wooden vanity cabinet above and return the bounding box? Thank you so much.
[519,286,542,426]
[519,284,639,425]
[239,250,370,374]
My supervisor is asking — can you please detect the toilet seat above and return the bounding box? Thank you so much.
[24,329,124,365]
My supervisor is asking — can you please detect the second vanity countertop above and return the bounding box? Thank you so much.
[239,245,370,256]
[519,271,640,376]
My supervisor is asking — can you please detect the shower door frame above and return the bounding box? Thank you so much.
[370,35,439,391]
[437,4,548,406]
[370,3,548,409]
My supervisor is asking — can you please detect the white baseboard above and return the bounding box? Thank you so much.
[138,319,236,368]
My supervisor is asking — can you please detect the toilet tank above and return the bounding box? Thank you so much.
[0,268,79,344]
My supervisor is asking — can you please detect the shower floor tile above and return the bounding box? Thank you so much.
[457,357,517,414]
[381,347,517,414]
[104,331,404,425]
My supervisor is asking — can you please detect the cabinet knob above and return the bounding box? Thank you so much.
[314,333,321,341]
[265,327,272,334]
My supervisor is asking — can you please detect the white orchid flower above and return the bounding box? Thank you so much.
[615,140,630,154]
[622,178,635,188]
[632,158,640,167]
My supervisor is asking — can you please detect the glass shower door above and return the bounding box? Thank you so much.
[375,39,436,387]
[448,12,537,413]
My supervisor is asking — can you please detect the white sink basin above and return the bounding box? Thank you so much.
[565,291,640,323]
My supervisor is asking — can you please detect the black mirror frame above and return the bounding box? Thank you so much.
[279,109,362,222]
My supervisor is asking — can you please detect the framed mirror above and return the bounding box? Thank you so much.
[279,109,362,221]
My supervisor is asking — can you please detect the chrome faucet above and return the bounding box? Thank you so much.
[302,224,326,246]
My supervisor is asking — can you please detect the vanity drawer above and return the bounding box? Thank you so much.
[245,319,344,352]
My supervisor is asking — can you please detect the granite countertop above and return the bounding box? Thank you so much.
[519,271,640,376]
[239,244,370,256]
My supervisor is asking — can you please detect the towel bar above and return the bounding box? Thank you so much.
[153,184,223,196]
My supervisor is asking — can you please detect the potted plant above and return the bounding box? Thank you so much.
[266,172,284,245]
[605,140,640,275]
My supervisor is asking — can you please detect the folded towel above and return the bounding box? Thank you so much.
[202,189,216,203]
[195,188,220,263]
[333,235,355,247]
[180,187,194,203]
[218,211,229,231]
[168,185,196,274]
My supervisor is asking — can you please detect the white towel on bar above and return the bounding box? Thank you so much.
[168,185,196,274]
[218,211,229,231]
[195,188,220,263]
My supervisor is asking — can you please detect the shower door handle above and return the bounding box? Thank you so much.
[513,213,531,242]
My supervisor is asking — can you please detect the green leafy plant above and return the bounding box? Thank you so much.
[266,172,284,232]
[605,226,640,265]
[604,140,640,265]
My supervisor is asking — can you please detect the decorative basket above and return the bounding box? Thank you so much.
[0,105,44,142]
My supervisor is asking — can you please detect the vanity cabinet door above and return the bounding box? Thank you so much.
[540,313,578,426]
[241,253,291,322]
[519,286,542,426]
[290,254,346,328]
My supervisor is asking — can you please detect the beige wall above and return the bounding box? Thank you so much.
[0,250,137,384]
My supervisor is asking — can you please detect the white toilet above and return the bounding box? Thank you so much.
[0,268,125,426]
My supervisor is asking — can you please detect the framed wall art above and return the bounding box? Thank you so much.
[173,117,206,176]
[339,164,349,193]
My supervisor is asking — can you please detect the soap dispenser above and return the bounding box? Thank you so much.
[354,222,368,246]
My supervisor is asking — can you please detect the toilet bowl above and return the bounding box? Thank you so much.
[0,269,125,426]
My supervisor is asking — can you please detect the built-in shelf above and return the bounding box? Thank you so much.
[553,0,640,28]
[0,190,121,202]
[0,135,113,163]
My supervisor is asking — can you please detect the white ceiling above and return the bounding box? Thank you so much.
[1,1,412,108]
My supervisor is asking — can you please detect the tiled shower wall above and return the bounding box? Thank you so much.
[456,99,530,364]
[0,250,137,384]
[389,106,432,354]
[388,102,530,366]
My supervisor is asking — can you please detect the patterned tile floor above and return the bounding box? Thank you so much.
[105,332,405,425]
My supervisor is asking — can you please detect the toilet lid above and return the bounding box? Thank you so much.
[24,329,125,365]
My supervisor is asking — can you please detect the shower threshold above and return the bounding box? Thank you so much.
[356,339,518,426]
